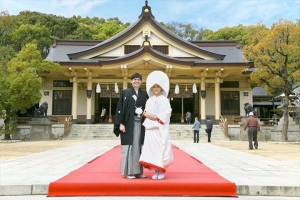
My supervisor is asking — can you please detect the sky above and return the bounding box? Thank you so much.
[1,0,299,31]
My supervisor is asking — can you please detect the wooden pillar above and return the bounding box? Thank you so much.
[71,77,78,124]
[86,76,92,124]
[215,77,220,125]
[200,77,206,124]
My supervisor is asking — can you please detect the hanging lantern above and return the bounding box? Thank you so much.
[192,83,197,93]
[96,83,101,93]
[201,90,206,98]
[175,84,180,94]
[114,83,119,93]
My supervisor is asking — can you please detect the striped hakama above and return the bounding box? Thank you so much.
[120,116,143,176]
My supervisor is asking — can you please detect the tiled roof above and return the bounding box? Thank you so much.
[65,4,225,60]
[46,39,249,65]
[252,87,270,96]
[45,4,252,66]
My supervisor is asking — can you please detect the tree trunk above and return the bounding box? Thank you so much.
[4,133,11,140]
[3,120,11,140]
[281,95,289,141]
[3,108,12,140]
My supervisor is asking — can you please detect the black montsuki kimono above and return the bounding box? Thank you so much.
[113,87,148,145]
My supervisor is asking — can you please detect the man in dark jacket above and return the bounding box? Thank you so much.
[205,117,213,142]
[113,73,148,179]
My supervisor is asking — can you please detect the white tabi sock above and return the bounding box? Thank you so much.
[152,170,159,179]
[157,170,165,180]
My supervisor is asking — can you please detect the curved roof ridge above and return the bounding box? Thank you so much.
[67,18,144,59]
[98,45,195,66]
[149,19,225,60]
[138,3,155,19]
[92,20,141,48]
[98,46,145,65]
[148,47,194,64]
[103,47,144,61]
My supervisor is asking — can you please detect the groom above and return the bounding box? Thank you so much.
[113,73,148,179]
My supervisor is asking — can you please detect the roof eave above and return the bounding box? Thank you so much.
[147,47,195,66]
[193,62,253,67]
[57,61,100,66]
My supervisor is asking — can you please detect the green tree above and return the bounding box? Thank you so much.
[165,22,199,41]
[10,24,52,58]
[94,18,130,40]
[0,10,15,46]
[65,23,95,40]
[67,16,129,40]
[204,24,249,45]
[0,46,16,138]
[12,11,79,39]
[243,19,300,141]
[195,27,209,41]
[0,44,60,140]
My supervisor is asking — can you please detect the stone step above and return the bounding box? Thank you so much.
[66,124,228,141]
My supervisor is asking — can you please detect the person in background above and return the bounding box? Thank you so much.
[192,117,201,143]
[243,111,261,150]
[186,111,191,124]
[100,106,106,124]
[139,71,174,180]
[205,117,213,143]
[113,73,148,179]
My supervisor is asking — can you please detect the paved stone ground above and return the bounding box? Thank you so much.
[0,139,299,161]
[0,139,299,200]
[0,140,87,160]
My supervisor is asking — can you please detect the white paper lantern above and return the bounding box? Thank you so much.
[96,83,101,93]
[114,83,119,93]
[175,84,180,94]
[192,83,197,93]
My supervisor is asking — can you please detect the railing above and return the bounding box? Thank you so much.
[260,118,280,126]
[231,116,243,124]
[219,115,228,138]
[17,116,65,125]
[64,115,73,137]
[49,116,60,124]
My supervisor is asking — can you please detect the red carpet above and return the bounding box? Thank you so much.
[48,145,236,197]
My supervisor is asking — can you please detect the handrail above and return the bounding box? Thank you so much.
[219,115,228,138]
[231,115,243,124]
[64,115,73,137]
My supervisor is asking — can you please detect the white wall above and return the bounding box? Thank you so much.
[77,89,95,115]
[201,90,215,116]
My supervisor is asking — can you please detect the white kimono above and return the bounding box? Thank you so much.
[139,95,174,172]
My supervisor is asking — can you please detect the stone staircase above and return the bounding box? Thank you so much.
[65,124,228,141]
